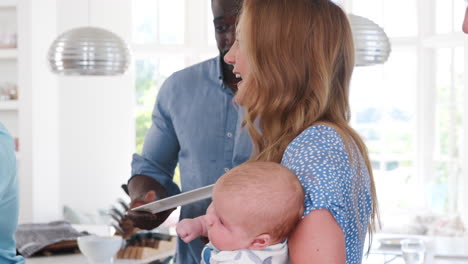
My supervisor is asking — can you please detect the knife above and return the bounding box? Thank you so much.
[131,184,214,214]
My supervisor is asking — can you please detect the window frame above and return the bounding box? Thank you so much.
[131,0,218,69]
[344,0,468,223]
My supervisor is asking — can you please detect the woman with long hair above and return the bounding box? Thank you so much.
[224,0,378,263]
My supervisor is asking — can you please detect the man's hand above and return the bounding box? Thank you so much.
[176,218,205,243]
[129,190,157,208]
[126,175,175,230]
[126,206,175,230]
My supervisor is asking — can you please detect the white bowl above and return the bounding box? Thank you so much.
[77,235,123,264]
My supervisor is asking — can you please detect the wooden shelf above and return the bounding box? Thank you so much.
[0,100,18,110]
[0,0,17,8]
[0,49,17,59]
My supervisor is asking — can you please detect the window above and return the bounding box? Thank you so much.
[350,48,419,212]
[132,0,218,187]
[132,0,218,153]
[346,0,466,225]
[432,47,464,213]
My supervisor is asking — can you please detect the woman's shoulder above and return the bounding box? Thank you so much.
[291,124,344,148]
[282,124,348,165]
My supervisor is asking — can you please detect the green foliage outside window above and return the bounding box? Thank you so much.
[135,60,165,154]
[136,110,152,154]
[135,59,181,186]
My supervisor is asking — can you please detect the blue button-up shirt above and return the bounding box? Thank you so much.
[0,123,25,264]
[131,56,253,264]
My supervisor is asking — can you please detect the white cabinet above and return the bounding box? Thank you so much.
[2,0,62,223]
[0,1,17,8]
[0,48,17,58]
[0,0,18,145]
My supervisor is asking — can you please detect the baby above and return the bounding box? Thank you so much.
[176,161,304,264]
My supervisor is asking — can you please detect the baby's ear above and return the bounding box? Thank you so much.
[248,234,271,250]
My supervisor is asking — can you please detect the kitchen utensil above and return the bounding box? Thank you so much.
[132,184,214,214]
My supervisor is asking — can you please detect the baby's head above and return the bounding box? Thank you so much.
[206,161,304,251]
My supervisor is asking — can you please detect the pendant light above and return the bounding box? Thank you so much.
[48,1,131,76]
[348,14,391,67]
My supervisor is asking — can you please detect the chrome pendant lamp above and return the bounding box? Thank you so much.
[48,2,131,76]
[348,14,391,67]
[48,27,131,76]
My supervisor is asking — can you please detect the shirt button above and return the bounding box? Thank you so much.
[226,132,233,138]
[224,168,230,173]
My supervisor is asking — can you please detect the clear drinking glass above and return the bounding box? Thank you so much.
[401,238,425,264]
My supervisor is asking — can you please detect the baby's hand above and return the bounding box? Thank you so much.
[176,218,203,243]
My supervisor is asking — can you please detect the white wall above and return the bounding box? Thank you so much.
[464,40,468,225]
[17,0,135,223]
[57,0,135,217]
[18,0,60,223]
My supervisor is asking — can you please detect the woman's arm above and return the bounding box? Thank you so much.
[289,209,345,264]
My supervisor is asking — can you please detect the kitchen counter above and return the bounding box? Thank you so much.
[26,225,176,264]
[366,233,468,264]
[26,239,175,264]
[26,250,174,264]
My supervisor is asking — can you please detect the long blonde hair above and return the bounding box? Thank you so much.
[239,0,379,237]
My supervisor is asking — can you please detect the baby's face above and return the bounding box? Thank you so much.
[204,192,253,251]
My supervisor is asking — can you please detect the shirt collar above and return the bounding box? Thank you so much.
[215,54,224,82]
[215,55,236,95]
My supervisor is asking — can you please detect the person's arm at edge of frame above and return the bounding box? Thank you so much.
[288,209,346,264]
[0,125,25,263]
[125,75,182,230]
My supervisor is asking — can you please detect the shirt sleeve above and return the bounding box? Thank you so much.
[0,126,24,263]
[282,127,348,231]
[0,128,15,198]
[130,75,181,197]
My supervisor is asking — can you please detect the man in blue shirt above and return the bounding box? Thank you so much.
[0,123,24,264]
[126,0,252,263]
